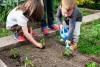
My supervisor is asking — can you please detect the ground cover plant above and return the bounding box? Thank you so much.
[78,19,100,56]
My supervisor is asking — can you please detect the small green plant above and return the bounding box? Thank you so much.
[63,48,73,57]
[10,48,20,59]
[24,57,35,67]
[40,36,46,46]
[87,62,97,67]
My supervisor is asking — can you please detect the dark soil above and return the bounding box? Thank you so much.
[0,36,100,67]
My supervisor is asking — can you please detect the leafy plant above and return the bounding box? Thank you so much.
[77,0,94,5]
[40,36,46,46]
[87,62,97,67]
[10,48,20,59]
[64,48,73,57]
[54,0,60,13]
[23,57,35,67]
[0,0,16,22]
[77,0,100,9]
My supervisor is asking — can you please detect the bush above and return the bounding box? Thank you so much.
[77,0,94,5]
[77,0,100,9]
[0,0,16,23]
[54,0,60,13]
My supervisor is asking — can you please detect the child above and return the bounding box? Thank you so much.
[57,0,83,50]
[6,0,44,48]
[41,0,59,35]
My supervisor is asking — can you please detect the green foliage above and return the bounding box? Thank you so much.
[10,48,20,59]
[77,0,94,5]
[24,57,35,67]
[40,38,45,46]
[54,0,60,13]
[0,0,16,23]
[87,62,97,67]
[40,36,46,46]
[64,48,73,57]
[0,28,12,38]
[77,0,100,9]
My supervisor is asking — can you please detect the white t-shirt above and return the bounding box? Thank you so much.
[6,7,28,29]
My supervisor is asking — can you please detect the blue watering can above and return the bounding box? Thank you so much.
[59,25,70,49]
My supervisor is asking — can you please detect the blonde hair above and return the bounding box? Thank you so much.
[61,0,76,9]
[17,0,44,22]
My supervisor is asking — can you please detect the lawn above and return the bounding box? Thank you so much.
[79,8,91,16]
[0,28,12,38]
[78,19,100,56]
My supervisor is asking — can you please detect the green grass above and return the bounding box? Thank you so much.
[78,19,100,56]
[0,28,12,38]
[79,8,91,16]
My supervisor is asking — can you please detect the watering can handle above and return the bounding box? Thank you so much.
[60,25,65,34]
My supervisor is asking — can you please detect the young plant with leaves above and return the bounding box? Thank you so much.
[40,35,46,46]
[10,48,20,59]
[23,57,35,67]
[87,62,97,67]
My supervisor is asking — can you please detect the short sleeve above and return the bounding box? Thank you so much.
[16,11,28,27]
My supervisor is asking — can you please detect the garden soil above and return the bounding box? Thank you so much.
[0,36,100,67]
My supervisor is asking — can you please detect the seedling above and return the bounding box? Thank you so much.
[10,48,20,59]
[63,48,73,57]
[87,62,97,67]
[23,57,35,67]
[40,36,46,46]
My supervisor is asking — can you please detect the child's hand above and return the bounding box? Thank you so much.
[65,40,71,44]
[35,43,43,49]
[59,24,63,30]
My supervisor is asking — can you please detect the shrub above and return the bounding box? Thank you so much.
[77,0,94,5]
[0,0,16,23]
[77,0,100,9]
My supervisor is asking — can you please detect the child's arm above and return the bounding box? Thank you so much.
[22,26,43,48]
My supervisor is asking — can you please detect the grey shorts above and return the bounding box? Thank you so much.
[11,24,23,35]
